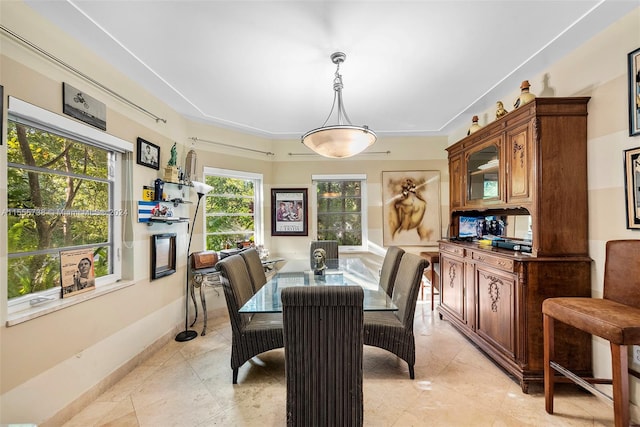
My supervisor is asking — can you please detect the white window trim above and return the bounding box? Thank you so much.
[312,174,368,252]
[203,167,264,246]
[5,97,132,321]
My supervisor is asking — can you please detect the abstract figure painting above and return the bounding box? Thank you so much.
[382,171,441,246]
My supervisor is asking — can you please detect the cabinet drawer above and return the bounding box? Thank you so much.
[439,243,465,257]
[471,252,513,271]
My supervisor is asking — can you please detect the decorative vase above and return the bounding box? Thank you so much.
[467,115,481,135]
[513,80,536,109]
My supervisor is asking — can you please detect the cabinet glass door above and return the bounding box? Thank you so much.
[467,145,499,201]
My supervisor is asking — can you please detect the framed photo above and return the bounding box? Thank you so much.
[137,137,160,170]
[382,170,441,246]
[628,47,640,137]
[624,146,640,229]
[271,188,308,236]
[60,248,96,298]
[62,82,106,130]
[151,233,177,279]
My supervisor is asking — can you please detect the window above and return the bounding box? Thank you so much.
[313,174,367,251]
[6,97,130,313]
[203,167,263,251]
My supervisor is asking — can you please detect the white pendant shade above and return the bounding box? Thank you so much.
[301,52,376,158]
[302,125,376,158]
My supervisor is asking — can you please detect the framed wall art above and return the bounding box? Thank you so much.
[624,146,640,229]
[151,233,177,279]
[382,170,441,246]
[136,137,160,170]
[60,248,96,298]
[628,47,640,137]
[271,188,308,236]
[62,82,107,130]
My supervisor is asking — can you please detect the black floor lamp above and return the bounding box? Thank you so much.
[175,180,214,342]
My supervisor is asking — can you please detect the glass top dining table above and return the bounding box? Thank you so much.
[239,258,398,313]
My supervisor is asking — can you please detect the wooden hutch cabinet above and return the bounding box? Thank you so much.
[440,97,592,392]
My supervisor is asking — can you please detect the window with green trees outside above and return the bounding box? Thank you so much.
[203,168,263,251]
[6,120,116,302]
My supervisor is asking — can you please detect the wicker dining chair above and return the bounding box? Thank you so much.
[282,285,364,427]
[239,248,267,292]
[364,252,429,379]
[217,254,284,384]
[379,246,405,297]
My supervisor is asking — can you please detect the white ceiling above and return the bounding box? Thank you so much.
[22,0,638,139]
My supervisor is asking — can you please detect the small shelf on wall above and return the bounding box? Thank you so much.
[137,200,190,224]
[147,217,189,226]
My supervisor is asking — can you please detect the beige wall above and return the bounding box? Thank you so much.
[1,0,639,424]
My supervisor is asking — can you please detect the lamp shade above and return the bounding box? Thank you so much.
[302,125,376,159]
[191,180,214,196]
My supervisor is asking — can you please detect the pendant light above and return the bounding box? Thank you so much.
[301,52,376,158]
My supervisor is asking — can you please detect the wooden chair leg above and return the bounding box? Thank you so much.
[543,313,555,414]
[611,343,630,427]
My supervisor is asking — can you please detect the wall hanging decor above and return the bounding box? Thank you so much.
[151,233,177,280]
[271,188,308,236]
[60,248,96,298]
[624,146,640,229]
[382,170,441,246]
[628,47,640,136]
[62,82,106,130]
[136,137,160,170]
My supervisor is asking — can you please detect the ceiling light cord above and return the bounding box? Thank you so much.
[301,52,377,159]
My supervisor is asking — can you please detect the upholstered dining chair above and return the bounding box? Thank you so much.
[378,246,405,297]
[240,248,267,292]
[364,252,429,379]
[310,240,339,269]
[543,240,640,427]
[217,254,284,384]
[282,285,364,427]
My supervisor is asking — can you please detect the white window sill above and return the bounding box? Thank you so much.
[6,279,136,327]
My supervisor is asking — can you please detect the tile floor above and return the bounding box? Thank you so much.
[62,296,618,426]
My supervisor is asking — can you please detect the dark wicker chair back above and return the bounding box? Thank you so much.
[379,246,405,296]
[217,254,283,384]
[364,252,428,379]
[282,286,364,427]
[392,253,429,329]
[240,248,267,292]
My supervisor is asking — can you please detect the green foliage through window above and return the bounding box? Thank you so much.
[316,180,364,246]
[204,174,258,251]
[6,120,113,299]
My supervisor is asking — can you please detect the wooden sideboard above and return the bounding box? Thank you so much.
[440,98,593,392]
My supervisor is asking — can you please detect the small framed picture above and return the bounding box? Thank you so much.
[60,248,96,298]
[137,137,160,170]
[271,188,308,236]
[624,146,640,229]
[628,47,640,137]
[151,233,177,279]
[62,82,106,130]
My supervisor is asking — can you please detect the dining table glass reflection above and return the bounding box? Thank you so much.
[239,258,398,313]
